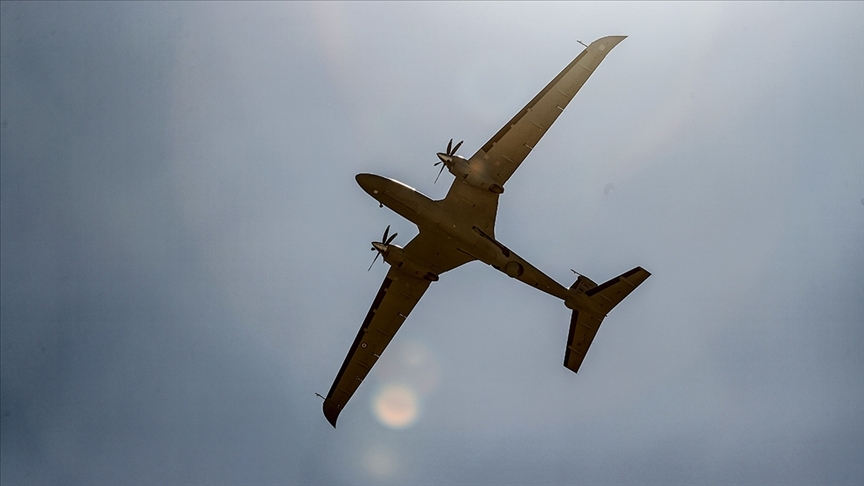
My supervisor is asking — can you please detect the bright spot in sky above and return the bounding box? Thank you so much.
[371,339,440,428]
[362,446,397,480]
[376,339,440,395]
[372,384,420,429]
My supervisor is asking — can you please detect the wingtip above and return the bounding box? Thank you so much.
[593,35,627,49]
[323,400,340,428]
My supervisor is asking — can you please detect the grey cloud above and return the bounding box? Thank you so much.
[2,2,862,485]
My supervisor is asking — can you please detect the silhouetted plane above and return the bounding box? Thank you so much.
[324,36,649,427]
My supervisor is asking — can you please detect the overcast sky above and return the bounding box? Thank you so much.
[1,2,862,485]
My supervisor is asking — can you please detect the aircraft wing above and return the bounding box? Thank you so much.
[323,230,474,427]
[465,36,626,189]
[323,266,430,427]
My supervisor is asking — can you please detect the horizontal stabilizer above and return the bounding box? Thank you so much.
[564,266,650,373]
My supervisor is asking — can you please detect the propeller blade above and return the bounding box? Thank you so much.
[446,138,453,155]
[451,140,463,155]
[368,224,395,271]
[367,252,380,271]
[434,163,446,184]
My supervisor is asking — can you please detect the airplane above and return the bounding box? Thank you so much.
[323,35,650,427]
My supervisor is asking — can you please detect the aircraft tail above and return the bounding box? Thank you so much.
[563,267,650,373]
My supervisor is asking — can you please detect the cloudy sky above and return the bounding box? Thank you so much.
[1,2,862,484]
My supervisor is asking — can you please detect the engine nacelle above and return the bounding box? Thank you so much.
[447,156,505,194]
[380,245,439,281]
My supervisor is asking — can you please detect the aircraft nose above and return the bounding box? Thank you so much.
[355,173,375,193]
[355,173,386,197]
[436,152,451,164]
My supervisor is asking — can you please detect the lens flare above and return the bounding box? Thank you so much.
[372,384,420,429]
[376,339,440,395]
[362,447,397,480]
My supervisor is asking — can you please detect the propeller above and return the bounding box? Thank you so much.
[368,225,398,271]
[434,138,463,183]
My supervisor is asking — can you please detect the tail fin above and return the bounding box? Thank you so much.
[570,275,598,293]
[563,266,650,373]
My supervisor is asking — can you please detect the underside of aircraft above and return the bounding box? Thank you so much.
[323,36,650,428]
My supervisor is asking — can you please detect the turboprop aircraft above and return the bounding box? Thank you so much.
[323,35,649,427]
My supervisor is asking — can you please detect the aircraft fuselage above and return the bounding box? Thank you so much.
[356,173,570,302]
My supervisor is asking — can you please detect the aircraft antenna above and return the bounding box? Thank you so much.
[315,393,325,400]
[570,269,584,277]
[577,40,589,48]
